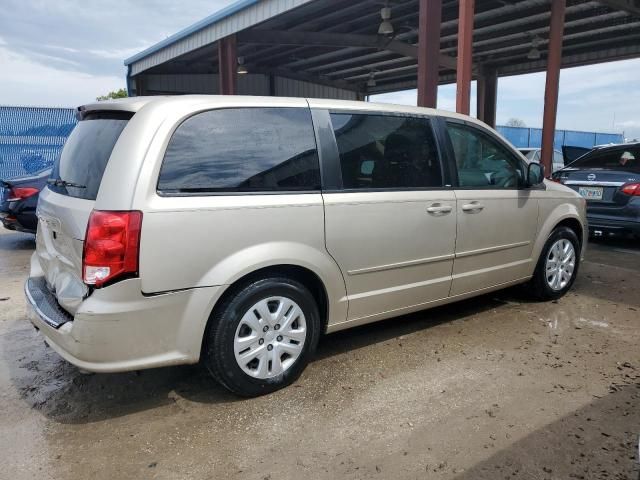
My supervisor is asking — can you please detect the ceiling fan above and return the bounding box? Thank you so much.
[378,1,394,36]
[527,35,543,60]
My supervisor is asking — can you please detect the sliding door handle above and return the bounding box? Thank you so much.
[426,203,453,214]
[462,202,485,212]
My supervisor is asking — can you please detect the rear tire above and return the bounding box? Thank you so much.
[204,276,320,397]
[528,226,581,301]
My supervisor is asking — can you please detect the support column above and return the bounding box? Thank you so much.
[136,75,146,96]
[477,68,497,127]
[456,0,474,115]
[218,34,238,95]
[540,0,566,176]
[476,74,486,122]
[268,74,276,96]
[417,0,442,108]
[126,66,134,97]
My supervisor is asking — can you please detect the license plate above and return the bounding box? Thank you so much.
[578,186,603,200]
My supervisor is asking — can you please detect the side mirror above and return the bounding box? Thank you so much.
[527,162,545,186]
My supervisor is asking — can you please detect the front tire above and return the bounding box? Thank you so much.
[204,276,321,397]
[529,226,581,301]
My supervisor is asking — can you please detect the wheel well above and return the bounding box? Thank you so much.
[556,217,583,247]
[207,264,329,335]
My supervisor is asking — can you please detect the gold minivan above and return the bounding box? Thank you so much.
[25,96,587,396]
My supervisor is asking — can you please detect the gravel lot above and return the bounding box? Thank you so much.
[1,228,638,480]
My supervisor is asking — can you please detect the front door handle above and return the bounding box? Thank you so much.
[462,201,485,213]
[426,203,453,215]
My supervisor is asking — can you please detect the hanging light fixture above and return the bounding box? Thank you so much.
[237,56,248,74]
[378,5,394,36]
[367,72,377,88]
[527,36,542,60]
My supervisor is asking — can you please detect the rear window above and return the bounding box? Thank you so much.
[569,146,640,172]
[49,111,132,200]
[157,107,320,194]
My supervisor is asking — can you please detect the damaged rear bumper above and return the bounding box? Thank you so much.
[24,268,223,373]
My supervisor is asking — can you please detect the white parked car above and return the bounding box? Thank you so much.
[519,147,565,172]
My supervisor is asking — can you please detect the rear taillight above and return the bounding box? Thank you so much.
[83,210,142,288]
[7,186,39,201]
[621,183,640,196]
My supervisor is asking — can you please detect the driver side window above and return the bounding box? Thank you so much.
[446,122,525,188]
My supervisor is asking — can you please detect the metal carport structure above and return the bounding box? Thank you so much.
[124,0,640,174]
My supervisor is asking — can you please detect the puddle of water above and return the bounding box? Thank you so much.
[612,248,640,256]
[575,317,609,328]
[539,310,610,344]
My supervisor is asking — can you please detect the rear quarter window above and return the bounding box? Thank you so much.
[158,107,320,194]
[49,111,132,200]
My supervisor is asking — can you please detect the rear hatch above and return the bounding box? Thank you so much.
[35,111,132,314]
[556,145,640,209]
[561,145,591,165]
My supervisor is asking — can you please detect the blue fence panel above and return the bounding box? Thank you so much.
[595,132,624,145]
[0,106,77,180]
[496,126,530,148]
[497,125,623,150]
[564,130,596,148]
[528,128,542,148]
[553,130,565,150]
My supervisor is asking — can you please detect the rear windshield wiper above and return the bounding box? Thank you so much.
[47,178,86,189]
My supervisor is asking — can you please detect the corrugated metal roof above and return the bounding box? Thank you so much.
[126,0,314,75]
[124,0,259,66]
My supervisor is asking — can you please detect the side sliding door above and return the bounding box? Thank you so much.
[317,109,457,327]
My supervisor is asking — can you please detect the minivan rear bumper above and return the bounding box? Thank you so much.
[25,275,222,373]
[25,277,73,328]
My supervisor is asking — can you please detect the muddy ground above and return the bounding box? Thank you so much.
[0,228,638,480]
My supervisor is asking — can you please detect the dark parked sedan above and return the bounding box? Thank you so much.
[553,143,640,237]
[0,168,50,234]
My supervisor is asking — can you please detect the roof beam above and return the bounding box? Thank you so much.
[238,29,457,70]
[260,2,584,75]
[598,0,640,16]
[365,72,459,95]
[473,20,640,59]
[240,29,378,48]
[248,1,434,70]
[250,66,360,92]
[241,1,423,67]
